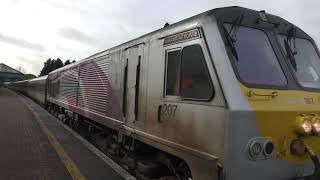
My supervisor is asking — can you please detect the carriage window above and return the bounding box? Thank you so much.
[165,50,181,96]
[165,45,213,100]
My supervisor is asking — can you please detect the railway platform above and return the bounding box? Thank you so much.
[0,87,135,180]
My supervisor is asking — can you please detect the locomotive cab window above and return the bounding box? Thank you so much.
[165,44,213,100]
[223,24,287,87]
[165,50,181,96]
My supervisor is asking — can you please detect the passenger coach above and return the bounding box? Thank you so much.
[6,6,320,180]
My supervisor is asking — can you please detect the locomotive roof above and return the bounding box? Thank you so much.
[49,6,310,75]
[211,6,310,39]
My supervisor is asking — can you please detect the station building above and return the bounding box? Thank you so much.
[0,63,24,85]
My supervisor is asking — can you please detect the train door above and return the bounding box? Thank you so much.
[123,44,147,130]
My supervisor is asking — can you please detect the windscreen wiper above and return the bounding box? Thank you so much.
[284,25,298,71]
[223,26,239,61]
[223,14,244,61]
[287,25,298,55]
[229,14,244,43]
[284,39,298,71]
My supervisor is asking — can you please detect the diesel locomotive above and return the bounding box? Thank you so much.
[6,6,320,180]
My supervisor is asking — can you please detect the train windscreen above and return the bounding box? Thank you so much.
[278,35,320,89]
[223,24,287,86]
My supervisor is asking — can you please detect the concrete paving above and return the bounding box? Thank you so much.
[0,88,71,180]
[0,88,131,180]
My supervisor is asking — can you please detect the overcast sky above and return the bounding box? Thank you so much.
[0,0,319,75]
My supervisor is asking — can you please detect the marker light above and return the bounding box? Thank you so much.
[263,141,275,156]
[248,138,275,160]
[295,115,313,135]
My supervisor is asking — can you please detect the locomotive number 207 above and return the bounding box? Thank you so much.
[162,104,178,117]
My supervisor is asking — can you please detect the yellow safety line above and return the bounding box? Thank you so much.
[20,97,86,180]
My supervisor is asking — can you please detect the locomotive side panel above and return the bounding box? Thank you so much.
[78,55,123,123]
[59,67,78,107]
[47,53,124,129]
[122,42,150,131]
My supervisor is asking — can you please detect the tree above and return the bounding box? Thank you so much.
[64,60,71,66]
[24,74,36,79]
[39,58,76,77]
[39,58,52,76]
[53,58,64,70]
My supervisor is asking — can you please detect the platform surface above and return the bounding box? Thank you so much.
[0,88,132,180]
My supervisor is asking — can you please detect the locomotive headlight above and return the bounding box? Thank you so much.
[302,120,313,133]
[313,120,320,134]
[295,115,313,135]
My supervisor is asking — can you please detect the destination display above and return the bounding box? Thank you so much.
[164,29,200,46]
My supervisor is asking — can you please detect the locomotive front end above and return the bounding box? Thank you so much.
[209,7,320,180]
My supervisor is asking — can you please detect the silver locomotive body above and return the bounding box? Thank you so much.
[7,6,320,180]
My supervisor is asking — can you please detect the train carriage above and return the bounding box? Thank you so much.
[7,6,320,180]
[6,80,29,94]
[28,76,47,106]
